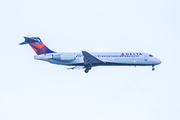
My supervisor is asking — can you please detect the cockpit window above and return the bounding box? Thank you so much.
[149,54,153,57]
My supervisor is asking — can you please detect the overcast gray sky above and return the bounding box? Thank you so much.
[0,0,180,120]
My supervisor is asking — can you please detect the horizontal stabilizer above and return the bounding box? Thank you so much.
[19,37,41,45]
[19,41,28,45]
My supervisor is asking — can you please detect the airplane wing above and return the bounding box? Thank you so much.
[68,51,104,73]
[82,51,105,73]
[82,51,104,65]
[67,66,85,70]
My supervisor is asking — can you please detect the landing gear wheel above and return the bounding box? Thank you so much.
[152,65,155,71]
[85,69,89,73]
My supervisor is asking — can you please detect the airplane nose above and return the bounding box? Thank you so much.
[156,59,161,65]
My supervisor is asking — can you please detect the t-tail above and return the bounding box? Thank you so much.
[19,37,55,55]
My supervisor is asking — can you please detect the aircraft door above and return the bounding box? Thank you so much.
[144,55,148,61]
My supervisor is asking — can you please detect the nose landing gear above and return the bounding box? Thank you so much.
[152,65,155,71]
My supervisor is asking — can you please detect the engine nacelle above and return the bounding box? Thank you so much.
[52,53,76,61]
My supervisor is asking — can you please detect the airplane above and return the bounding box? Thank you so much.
[19,37,161,73]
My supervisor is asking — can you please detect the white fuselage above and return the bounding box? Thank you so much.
[34,52,161,66]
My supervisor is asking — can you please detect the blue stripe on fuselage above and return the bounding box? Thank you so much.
[68,62,155,66]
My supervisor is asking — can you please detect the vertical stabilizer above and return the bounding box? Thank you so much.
[19,37,55,55]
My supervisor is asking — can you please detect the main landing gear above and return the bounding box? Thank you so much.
[83,56,92,73]
[152,65,155,71]
[84,65,92,73]
[85,69,89,73]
